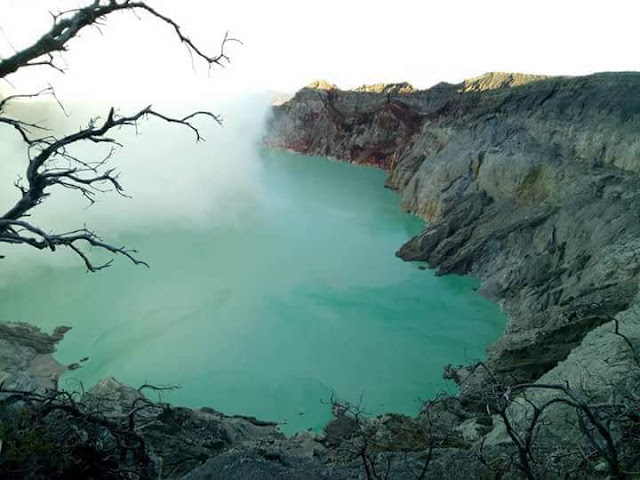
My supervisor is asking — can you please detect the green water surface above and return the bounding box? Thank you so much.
[0,149,505,433]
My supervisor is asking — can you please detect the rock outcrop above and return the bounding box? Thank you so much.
[0,322,70,393]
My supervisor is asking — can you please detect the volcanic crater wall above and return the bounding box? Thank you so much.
[264,72,640,386]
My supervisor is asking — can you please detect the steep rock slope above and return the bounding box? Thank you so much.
[265,72,640,385]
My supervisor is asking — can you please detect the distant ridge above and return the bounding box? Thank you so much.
[304,72,554,95]
[305,79,337,91]
[460,71,552,92]
[353,82,414,94]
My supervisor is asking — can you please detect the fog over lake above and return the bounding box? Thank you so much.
[0,97,505,433]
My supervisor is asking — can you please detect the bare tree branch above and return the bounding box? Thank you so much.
[0,0,241,80]
[0,1,235,270]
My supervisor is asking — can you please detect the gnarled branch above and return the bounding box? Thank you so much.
[0,1,236,271]
[0,0,241,80]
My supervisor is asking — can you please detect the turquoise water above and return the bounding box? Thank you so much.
[0,149,504,433]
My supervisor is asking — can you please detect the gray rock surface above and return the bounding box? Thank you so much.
[0,322,69,393]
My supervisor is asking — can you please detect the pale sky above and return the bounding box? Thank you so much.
[1,0,640,103]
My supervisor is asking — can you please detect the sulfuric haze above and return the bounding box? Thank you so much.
[0,94,270,283]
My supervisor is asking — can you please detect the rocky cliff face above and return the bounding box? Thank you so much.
[265,72,640,386]
[0,322,70,392]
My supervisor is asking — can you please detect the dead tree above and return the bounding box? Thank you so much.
[0,0,240,271]
[474,325,640,480]
[0,382,183,478]
[324,393,458,480]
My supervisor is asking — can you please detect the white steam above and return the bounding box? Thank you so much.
[0,93,272,280]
